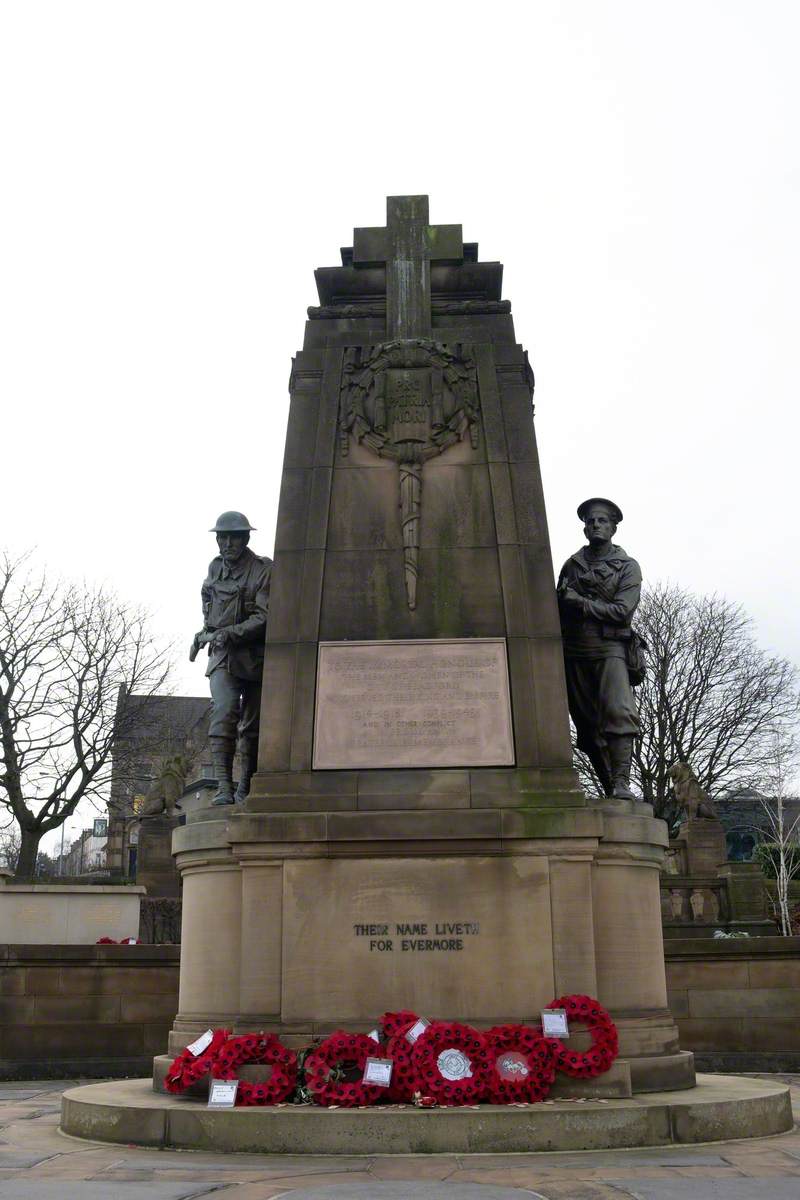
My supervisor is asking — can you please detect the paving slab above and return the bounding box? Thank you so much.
[266,1186,545,1199]
[219,1174,380,1198]
[1,1078,800,1197]
[0,1183,224,1199]
[529,1188,634,1199]
[0,1151,60,1168]
[605,1182,800,1199]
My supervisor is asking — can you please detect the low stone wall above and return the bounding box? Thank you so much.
[0,944,179,1079]
[4,938,800,1078]
[666,936,800,1071]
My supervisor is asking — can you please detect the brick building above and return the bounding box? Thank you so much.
[106,687,210,879]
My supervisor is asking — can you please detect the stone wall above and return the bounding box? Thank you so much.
[4,938,800,1078]
[0,944,179,1079]
[666,936,800,1070]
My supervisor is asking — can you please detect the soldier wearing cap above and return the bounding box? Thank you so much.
[557,498,641,801]
[190,512,272,806]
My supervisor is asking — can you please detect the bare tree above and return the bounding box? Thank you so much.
[751,724,800,936]
[573,584,800,821]
[0,820,20,871]
[0,552,172,877]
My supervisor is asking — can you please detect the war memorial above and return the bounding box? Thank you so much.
[61,197,791,1152]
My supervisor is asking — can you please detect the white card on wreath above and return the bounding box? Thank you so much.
[405,1018,430,1044]
[208,1079,238,1108]
[186,1028,214,1056]
[541,1009,569,1037]
[362,1057,393,1086]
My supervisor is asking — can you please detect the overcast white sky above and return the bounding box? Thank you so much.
[3,3,799,843]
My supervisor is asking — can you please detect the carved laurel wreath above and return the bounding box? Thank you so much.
[338,338,479,462]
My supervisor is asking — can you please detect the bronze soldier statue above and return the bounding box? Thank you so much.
[190,512,271,806]
[557,498,641,801]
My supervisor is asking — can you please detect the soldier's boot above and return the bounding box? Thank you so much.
[234,737,258,804]
[608,735,636,800]
[210,736,236,806]
[586,745,614,797]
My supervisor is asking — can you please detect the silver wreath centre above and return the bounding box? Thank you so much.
[498,1053,529,1077]
[437,1048,473,1081]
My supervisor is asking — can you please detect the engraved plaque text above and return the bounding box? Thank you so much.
[313,638,515,769]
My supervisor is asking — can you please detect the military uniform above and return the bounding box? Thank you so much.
[557,542,641,796]
[198,537,271,806]
[202,547,271,740]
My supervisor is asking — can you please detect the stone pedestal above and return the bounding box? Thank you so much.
[136,816,181,899]
[717,862,771,923]
[167,791,691,1094]
[680,817,729,876]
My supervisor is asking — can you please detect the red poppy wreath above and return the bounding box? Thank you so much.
[546,994,619,1079]
[410,1021,492,1106]
[164,1028,229,1095]
[304,1031,389,1108]
[485,1023,557,1103]
[378,1010,421,1103]
[211,1033,297,1106]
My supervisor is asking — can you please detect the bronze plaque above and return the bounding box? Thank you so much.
[313,638,515,769]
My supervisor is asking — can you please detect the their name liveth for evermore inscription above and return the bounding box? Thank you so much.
[353,921,480,953]
[312,638,515,769]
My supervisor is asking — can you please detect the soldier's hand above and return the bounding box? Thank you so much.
[211,630,231,651]
[189,631,213,661]
[561,588,585,610]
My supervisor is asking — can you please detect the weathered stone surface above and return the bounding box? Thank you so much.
[0,884,144,945]
[313,639,514,770]
[281,856,553,1024]
[253,198,571,781]
[61,1075,793,1154]
[318,549,507,642]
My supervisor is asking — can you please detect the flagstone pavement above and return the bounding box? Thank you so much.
[0,1077,800,1199]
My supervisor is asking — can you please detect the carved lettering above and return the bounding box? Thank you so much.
[314,639,515,770]
[353,919,481,954]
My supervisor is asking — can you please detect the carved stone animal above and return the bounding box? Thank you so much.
[139,754,191,819]
[669,761,718,821]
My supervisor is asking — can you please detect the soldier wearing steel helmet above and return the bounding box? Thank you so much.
[557,497,641,801]
[190,512,272,806]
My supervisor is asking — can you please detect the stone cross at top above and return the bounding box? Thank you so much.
[353,196,463,340]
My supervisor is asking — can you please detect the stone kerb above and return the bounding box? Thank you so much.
[62,1074,793,1154]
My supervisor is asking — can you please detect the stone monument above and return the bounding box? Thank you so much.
[660,763,773,938]
[166,196,692,1095]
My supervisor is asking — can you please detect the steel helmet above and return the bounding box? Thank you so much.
[209,511,257,533]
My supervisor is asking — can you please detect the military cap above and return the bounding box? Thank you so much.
[209,511,257,533]
[577,497,623,524]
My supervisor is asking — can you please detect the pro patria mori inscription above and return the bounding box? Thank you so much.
[312,638,514,769]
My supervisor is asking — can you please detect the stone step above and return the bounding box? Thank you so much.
[60,1074,792,1154]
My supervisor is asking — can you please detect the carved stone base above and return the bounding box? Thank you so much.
[164,792,692,1095]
